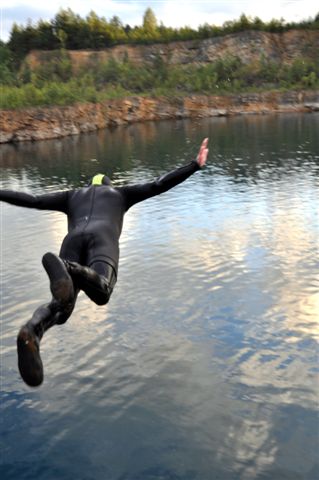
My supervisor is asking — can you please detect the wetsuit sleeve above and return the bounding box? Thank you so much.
[0,190,69,213]
[120,160,200,210]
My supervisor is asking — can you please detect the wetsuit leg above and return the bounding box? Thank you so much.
[17,290,78,387]
[42,252,75,306]
[86,260,116,304]
[60,230,117,305]
[65,260,116,305]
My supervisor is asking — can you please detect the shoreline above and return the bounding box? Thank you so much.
[1,90,318,144]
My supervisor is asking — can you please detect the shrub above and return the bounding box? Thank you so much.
[0,54,318,109]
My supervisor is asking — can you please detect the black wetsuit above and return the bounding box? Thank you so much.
[2,160,202,386]
[0,160,200,286]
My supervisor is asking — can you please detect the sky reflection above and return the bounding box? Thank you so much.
[1,114,318,480]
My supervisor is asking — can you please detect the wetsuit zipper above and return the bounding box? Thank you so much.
[83,186,96,231]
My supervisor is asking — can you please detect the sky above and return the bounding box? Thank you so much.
[0,0,318,42]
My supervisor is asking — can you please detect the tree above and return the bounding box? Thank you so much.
[36,20,59,49]
[143,8,157,32]
[53,8,86,49]
[8,22,38,59]
[110,16,123,29]
[238,14,250,30]
[0,41,15,84]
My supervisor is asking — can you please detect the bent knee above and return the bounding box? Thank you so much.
[92,292,111,306]
[95,297,109,306]
[85,284,112,306]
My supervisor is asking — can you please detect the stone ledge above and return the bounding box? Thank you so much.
[0,90,318,144]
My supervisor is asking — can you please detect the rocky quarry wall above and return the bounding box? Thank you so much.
[26,30,319,70]
[1,30,318,143]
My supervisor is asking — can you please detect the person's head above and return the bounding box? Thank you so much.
[88,174,112,186]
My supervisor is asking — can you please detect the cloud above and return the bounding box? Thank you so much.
[1,5,52,24]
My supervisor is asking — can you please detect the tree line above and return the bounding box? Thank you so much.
[5,8,319,59]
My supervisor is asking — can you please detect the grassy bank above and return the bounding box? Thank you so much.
[1,55,318,110]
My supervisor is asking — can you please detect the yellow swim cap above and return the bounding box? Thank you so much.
[91,174,105,185]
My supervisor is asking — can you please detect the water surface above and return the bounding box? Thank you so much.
[1,114,318,480]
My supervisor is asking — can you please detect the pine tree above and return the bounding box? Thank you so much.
[143,8,157,32]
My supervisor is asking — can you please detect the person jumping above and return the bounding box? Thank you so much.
[0,138,209,387]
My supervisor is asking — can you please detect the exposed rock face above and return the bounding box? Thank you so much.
[1,91,318,144]
[26,30,319,72]
[2,30,316,144]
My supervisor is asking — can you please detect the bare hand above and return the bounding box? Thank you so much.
[196,138,209,168]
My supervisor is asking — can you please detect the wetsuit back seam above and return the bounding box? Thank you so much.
[83,187,96,232]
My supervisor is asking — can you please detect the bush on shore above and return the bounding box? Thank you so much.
[1,53,318,110]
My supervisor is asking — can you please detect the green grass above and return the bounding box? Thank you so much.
[1,56,318,110]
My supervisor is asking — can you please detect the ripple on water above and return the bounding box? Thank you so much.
[1,113,319,480]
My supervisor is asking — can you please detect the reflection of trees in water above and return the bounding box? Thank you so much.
[209,114,319,183]
[0,114,318,189]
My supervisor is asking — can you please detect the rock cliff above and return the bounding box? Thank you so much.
[1,91,318,144]
[26,30,319,72]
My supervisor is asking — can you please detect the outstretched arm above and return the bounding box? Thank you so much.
[121,138,209,210]
[196,137,209,168]
[0,190,69,213]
